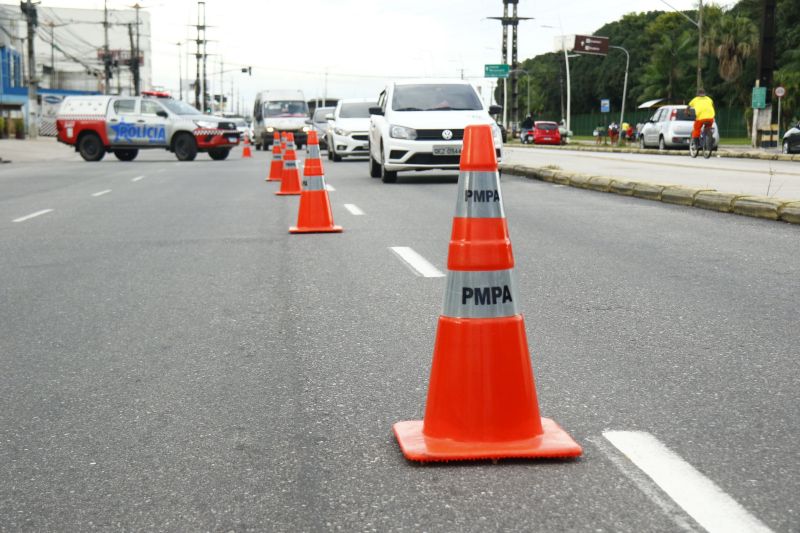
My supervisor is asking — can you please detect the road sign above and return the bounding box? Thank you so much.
[752,86,767,109]
[775,86,786,98]
[600,99,610,113]
[484,64,509,79]
[573,35,609,55]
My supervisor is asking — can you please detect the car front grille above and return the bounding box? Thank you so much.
[351,134,369,141]
[415,129,465,141]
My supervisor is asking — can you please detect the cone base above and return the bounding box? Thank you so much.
[289,225,343,234]
[392,418,582,462]
[275,191,301,196]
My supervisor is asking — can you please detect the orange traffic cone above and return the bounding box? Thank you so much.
[393,124,582,462]
[242,134,252,158]
[267,132,282,182]
[275,133,302,196]
[290,131,342,233]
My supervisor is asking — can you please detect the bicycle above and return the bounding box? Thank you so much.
[690,122,715,159]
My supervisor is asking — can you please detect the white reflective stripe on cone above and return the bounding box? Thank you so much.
[302,175,326,191]
[442,268,520,318]
[284,160,297,169]
[287,142,296,150]
[307,145,321,158]
[274,153,283,160]
[453,170,505,219]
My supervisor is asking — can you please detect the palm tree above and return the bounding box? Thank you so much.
[704,14,758,82]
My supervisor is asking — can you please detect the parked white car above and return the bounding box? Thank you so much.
[639,104,720,150]
[326,99,376,161]
[368,79,503,183]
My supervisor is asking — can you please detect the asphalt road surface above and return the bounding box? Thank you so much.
[504,146,800,200]
[1,148,798,532]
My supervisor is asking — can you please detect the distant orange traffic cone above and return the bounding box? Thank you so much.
[242,134,252,158]
[275,133,302,196]
[290,131,342,233]
[267,132,282,182]
[393,124,582,462]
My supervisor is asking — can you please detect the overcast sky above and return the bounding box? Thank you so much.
[11,0,737,111]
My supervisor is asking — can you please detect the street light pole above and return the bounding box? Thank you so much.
[610,45,630,127]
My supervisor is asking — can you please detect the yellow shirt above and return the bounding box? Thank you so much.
[688,96,715,120]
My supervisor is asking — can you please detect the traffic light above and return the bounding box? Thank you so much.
[241,66,252,76]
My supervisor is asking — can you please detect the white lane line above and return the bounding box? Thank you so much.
[131,175,144,182]
[603,431,773,533]
[13,209,54,223]
[389,246,445,278]
[91,189,112,197]
[343,203,364,215]
[325,184,336,191]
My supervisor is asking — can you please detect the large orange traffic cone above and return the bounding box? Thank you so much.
[242,135,252,158]
[393,124,582,462]
[290,131,342,234]
[266,132,282,182]
[275,133,302,196]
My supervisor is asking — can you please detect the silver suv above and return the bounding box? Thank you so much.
[639,105,720,150]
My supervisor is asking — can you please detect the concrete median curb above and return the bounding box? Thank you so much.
[508,142,799,162]
[500,162,800,225]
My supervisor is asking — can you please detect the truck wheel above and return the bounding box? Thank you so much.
[173,133,198,161]
[113,149,138,162]
[78,132,105,161]
[208,148,230,160]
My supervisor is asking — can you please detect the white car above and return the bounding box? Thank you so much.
[326,99,376,161]
[368,79,503,183]
[639,105,720,150]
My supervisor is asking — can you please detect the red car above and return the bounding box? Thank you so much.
[531,121,561,145]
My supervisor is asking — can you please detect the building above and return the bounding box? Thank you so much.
[0,3,152,136]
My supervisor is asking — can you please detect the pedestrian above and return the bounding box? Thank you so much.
[608,122,619,145]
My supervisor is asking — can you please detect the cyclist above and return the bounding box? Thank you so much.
[688,88,715,150]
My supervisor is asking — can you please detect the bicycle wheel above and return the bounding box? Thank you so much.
[689,137,699,158]
[702,132,712,159]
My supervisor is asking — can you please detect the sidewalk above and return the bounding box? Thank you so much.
[0,137,81,164]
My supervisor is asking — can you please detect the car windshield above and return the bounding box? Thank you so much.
[339,102,376,119]
[536,123,558,131]
[265,100,309,118]
[159,98,201,115]
[392,84,483,111]
[313,108,334,122]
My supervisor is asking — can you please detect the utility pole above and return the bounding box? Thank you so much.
[127,23,140,95]
[177,42,182,101]
[610,45,630,128]
[192,1,206,110]
[488,1,532,132]
[752,0,777,147]
[133,2,141,95]
[103,0,111,95]
[21,0,39,139]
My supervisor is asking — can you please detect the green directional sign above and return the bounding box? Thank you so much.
[752,86,767,109]
[485,64,510,79]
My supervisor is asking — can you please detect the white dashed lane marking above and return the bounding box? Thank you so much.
[389,247,445,278]
[603,431,773,533]
[325,184,336,191]
[343,204,364,215]
[91,189,112,197]
[12,209,54,223]
[131,175,144,182]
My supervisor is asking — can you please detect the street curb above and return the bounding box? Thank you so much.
[500,163,799,225]
[507,143,799,162]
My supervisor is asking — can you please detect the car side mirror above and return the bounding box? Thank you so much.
[156,110,168,118]
[368,106,384,116]
[489,104,502,115]
[305,118,313,125]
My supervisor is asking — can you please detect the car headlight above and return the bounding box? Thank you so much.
[390,125,417,140]
[194,120,216,129]
[266,127,275,132]
[302,126,310,132]
[334,127,350,136]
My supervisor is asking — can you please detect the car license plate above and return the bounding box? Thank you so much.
[433,145,461,156]
[228,136,238,143]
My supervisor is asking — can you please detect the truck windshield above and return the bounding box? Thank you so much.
[392,84,483,111]
[339,102,376,119]
[265,101,309,118]
[160,99,202,115]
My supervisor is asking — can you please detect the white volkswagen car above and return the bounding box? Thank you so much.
[368,79,503,183]
[326,99,376,161]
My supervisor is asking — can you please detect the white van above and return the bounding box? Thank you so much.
[252,90,311,150]
[368,79,503,183]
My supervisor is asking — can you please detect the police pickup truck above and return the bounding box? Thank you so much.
[56,94,240,161]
